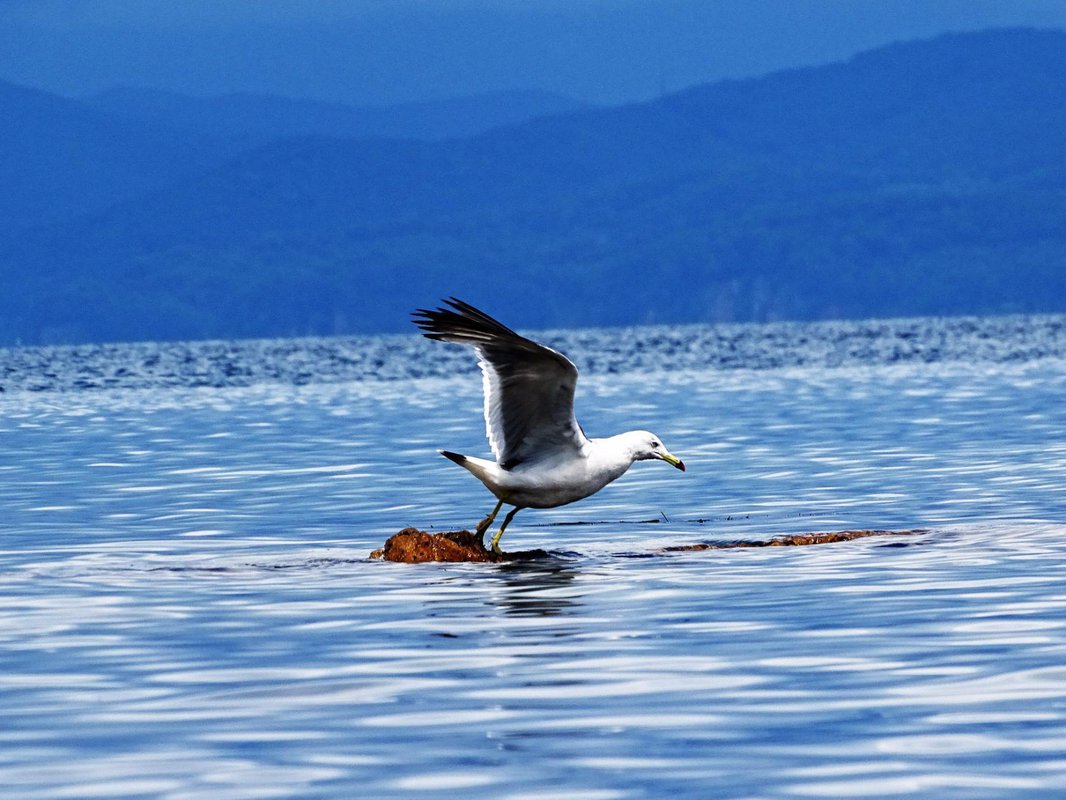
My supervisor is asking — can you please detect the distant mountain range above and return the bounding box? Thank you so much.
[0,80,237,233]
[81,86,589,146]
[0,83,585,237]
[2,27,1065,345]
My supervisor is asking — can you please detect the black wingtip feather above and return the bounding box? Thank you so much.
[412,297,522,342]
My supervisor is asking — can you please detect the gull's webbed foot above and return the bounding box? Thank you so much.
[489,530,504,555]
[490,506,521,555]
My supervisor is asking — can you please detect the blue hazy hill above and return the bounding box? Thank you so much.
[81,87,589,146]
[0,79,242,233]
[0,82,587,239]
[2,28,1065,344]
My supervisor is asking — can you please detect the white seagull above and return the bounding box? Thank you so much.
[412,298,685,552]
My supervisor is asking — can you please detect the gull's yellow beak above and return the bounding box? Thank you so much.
[660,452,686,471]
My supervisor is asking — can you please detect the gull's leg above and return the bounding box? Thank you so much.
[490,506,521,554]
[475,499,504,542]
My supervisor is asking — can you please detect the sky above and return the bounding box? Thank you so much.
[2,0,1066,105]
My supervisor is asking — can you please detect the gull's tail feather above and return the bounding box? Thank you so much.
[439,450,468,465]
[439,450,499,488]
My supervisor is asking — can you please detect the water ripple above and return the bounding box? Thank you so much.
[2,347,1066,798]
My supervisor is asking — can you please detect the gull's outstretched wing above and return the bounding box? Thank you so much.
[412,297,588,469]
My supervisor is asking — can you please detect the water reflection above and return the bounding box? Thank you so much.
[489,559,582,617]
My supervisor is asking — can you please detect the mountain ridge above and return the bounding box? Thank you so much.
[3,27,1065,344]
[79,86,590,144]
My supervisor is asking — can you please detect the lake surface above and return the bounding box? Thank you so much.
[2,316,1066,799]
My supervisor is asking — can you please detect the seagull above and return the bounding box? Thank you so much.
[412,298,685,553]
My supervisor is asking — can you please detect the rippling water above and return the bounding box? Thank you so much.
[2,321,1066,798]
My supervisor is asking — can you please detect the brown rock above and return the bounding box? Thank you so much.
[370,527,548,563]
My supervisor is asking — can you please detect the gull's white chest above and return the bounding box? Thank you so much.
[492,443,633,509]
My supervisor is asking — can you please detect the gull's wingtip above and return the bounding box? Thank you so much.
[411,297,520,342]
[411,304,453,340]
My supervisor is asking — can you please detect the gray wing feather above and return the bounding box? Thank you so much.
[412,298,587,467]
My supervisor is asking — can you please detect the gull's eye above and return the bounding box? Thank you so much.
[652,441,660,448]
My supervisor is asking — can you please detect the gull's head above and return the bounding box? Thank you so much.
[629,431,686,471]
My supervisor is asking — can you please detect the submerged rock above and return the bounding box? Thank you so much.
[370,527,549,563]
[660,529,927,552]
[371,527,927,563]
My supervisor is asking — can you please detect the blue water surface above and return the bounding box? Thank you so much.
[2,321,1065,799]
